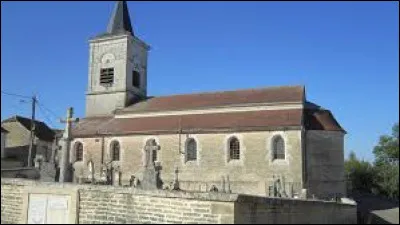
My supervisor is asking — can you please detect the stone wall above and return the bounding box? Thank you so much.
[305,130,346,199]
[1,178,356,224]
[1,179,24,224]
[72,130,303,196]
[79,189,233,224]
[235,196,356,224]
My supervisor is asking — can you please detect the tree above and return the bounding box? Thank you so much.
[345,151,375,193]
[373,123,399,165]
[373,123,399,200]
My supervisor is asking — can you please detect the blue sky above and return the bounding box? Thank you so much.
[1,1,398,161]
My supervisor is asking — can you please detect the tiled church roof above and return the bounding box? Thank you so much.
[71,85,345,137]
[72,109,303,137]
[117,85,305,114]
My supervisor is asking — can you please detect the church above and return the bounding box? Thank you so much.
[70,1,346,199]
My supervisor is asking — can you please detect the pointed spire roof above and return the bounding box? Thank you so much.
[107,1,134,36]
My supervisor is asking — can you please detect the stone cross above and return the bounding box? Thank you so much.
[59,107,79,183]
[140,139,162,190]
[144,139,160,168]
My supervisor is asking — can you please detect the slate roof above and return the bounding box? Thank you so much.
[2,116,56,142]
[117,85,305,114]
[107,1,133,35]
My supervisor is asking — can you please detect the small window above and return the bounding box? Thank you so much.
[132,71,140,88]
[186,138,197,161]
[111,141,120,161]
[75,142,83,162]
[100,68,114,86]
[272,136,285,160]
[229,137,240,160]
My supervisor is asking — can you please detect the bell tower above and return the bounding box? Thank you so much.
[86,1,150,117]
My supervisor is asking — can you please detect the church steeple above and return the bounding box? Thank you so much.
[86,0,150,117]
[107,1,134,35]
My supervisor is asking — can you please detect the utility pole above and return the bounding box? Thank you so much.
[27,95,37,167]
[59,107,79,183]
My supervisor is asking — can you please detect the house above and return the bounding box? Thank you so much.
[1,115,56,166]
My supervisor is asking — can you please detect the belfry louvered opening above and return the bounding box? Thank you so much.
[100,68,114,85]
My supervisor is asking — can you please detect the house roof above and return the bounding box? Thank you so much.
[117,85,305,114]
[2,116,56,142]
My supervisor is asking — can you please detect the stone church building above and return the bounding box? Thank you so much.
[70,1,346,199]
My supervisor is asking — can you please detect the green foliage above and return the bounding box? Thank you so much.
[373,163,399,199]
[345,151,375,192]
[373,123,399,165]
[373,123,399,199]
[346,123,399,200]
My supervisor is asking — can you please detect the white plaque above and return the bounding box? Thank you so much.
[27,194,47,224]
[48,196,68,210]
[46,195,70,224]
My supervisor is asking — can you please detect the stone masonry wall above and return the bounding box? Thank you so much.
[72,130,303,197]
[235,196,356,224]
[1,181,24,224]
[306,130,346,199]
[79,189,233,224]
[1,179,356,224]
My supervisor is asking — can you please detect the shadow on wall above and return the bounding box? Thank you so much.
[1,168,40,180]
[4,145,33,166]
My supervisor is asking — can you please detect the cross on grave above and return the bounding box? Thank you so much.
[144,139,160,168]
[139,139,163,190]
[59,107,79,183]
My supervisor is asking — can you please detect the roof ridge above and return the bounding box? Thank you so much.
[148,85,305,100]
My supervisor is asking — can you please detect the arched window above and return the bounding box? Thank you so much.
[272,136,285,160]
[111,141,120,161]
[186,138,197,161]
[75,142,83,162]
[229,137,240,160]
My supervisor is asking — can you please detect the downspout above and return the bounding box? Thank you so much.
[101,136,105,166]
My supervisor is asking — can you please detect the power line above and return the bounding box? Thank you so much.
[37,101,61,121]
[1,91,32,100]
[37,103,56,128]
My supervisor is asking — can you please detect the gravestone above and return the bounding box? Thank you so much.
[272,175,288,198]
[226,175,232,193]
[171,167,180,190]
[87,161,94,184]
[139,139,162,190]
[113,166,121,186]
